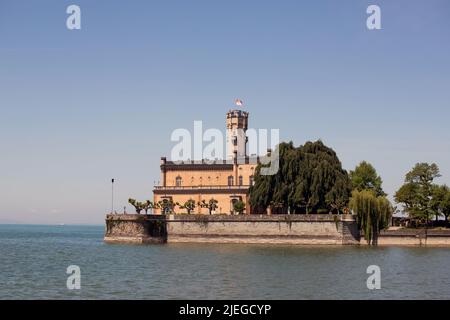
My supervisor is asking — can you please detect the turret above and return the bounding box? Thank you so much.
[226,109,249,161]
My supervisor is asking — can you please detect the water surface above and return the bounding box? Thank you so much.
[1,224,449,299]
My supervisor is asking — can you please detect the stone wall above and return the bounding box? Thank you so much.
[373,229,450,246]
[104,215,167,244]
[104,214,360,245]
[105,214,450,246]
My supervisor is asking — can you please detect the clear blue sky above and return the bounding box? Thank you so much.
[1,0,449,224]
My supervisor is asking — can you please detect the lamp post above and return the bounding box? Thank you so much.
[111,178,115,214]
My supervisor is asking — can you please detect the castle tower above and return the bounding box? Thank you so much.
[226,109,249,161]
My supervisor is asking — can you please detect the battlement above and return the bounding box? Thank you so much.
[227,109,249,119]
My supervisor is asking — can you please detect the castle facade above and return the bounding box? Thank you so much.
[153,110,258,214]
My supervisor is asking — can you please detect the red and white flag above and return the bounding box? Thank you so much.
[235,99,243,106]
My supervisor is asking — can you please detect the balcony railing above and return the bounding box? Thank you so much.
[154,185,250,190]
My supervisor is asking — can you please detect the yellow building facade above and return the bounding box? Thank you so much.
[153,110,258,214]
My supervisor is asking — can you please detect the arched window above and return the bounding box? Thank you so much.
[239,176,243,186]
[228,176,234,186]
[249,175,254,186]
[175,176,182,187]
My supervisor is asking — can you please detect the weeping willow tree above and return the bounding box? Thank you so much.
[349,190,393,245]
[249,141,352,214]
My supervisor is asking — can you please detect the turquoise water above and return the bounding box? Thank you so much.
[1,224,450,300]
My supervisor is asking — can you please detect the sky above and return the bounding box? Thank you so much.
[0,0,449,224]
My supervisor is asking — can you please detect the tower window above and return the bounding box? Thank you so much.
[249,175,254,186]
[239,176,243,186]
[176,176,182,187]
[228,176,234,186]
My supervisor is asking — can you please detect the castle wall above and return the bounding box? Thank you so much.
[154,162,256,215]
[162,163,256,188]
[164,169,232,187]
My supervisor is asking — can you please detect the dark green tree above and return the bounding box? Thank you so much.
[233,201,246,214]
[198,198,218,215]
[431,185,450,224]
[159,199,175,214]
[442,188,450,224]
[249,142,294,212]
[350,161,386,196]
[142,200,155,215]
[128,198,145,214]
[395,163,441,225]
[249,140,352,214]
[180,199,196,214]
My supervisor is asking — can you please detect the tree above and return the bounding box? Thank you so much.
[233,201,246,214]
[198,198,218,215]
[128,198,145,214]
[442,188,450,224]
[249,142,291,212]
[142,200,155,215]
[395,163,441,225]
[349,190,393,245]
[326,176,353,215]
[431,185,450,224]
[159,199,175,214]
[268,201,284,214]
[249,140,352,214]
[350,161,385,197]
[180,199,196,214]
[406,163,440,186]
[431,185,444,222]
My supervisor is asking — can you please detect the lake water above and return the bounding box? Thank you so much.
[1,224,450,300]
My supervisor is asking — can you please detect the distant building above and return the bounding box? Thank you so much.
[153,109,259,214]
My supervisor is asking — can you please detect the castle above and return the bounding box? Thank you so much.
[153,109,258,214]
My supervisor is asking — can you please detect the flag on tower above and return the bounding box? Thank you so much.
[235,99,243,106]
